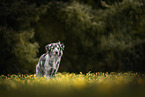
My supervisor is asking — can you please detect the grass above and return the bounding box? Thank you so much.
[0,72,145,97]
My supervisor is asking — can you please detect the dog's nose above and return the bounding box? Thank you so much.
[55,51,58,55]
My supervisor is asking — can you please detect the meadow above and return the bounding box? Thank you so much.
[0,72,145,97]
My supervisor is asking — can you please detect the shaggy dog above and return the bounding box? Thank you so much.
[36,42,64,78]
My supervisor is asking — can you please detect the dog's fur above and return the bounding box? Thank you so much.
[36,42,64,78]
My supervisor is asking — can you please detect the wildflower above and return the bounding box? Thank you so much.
[17,78,20,82]
[72,77,86,90]
[97,78,104,83]
[44,76,47,79]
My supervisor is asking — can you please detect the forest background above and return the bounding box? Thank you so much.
[0,0,145,74]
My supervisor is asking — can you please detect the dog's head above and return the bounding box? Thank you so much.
[45,41,65,57]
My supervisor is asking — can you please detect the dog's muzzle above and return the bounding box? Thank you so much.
[55,51,58,55]
[52,51,59,56]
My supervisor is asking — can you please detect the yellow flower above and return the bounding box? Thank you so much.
[72,77,86,90]
[17,78,20,81]
[97,78,104,83]
[44,76,47,79]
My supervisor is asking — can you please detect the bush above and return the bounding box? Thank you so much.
[0,0,144,74]
[0,28,39,74]
[35,0,145,73]
[0,0,46,74]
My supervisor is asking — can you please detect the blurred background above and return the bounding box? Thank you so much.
[0,0,145,74]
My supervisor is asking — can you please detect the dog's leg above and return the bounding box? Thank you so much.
[50,59,57,77]
[51,61,60,77]
[36,64,41,77]
[54,62,60,75]
[36,54,46,77]
[44,66,52,78]
[51,69,55,77]
[54,58,61,75]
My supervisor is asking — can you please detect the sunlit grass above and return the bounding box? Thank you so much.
[0,72,145,97]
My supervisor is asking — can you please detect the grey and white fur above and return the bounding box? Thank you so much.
[36,41,64,78]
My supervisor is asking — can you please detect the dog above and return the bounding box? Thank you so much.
[36,41,64,78]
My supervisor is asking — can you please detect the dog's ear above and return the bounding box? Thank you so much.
[61,44,65,50]
[45,44,51,53]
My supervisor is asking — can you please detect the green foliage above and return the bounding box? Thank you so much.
[0,0,46,30]
[35,1,103,72]
[0,0,47,74]
[35,0,145,73]
[53,1,98,71]
[0,27,39,74]
[0,72,145,97]
[95,0,145,72]
[12,30,39,73]
[0,0,145,74]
